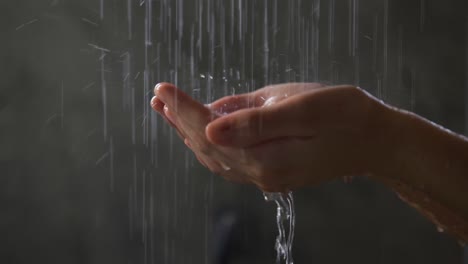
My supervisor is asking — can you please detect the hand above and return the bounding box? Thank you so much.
[151,82,385,192]
[151,83,252,186]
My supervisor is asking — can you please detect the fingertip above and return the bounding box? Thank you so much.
[155,83,201,114]
[184,138,192,149]
[154,82,176,99]
[205,123,217,144]
[150,96,165,113]
[153,83,161,95]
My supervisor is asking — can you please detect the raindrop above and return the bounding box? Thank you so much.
[100,50,108,141]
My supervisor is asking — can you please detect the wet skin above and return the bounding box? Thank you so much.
[151,82,468,242]
[151,82,382,192]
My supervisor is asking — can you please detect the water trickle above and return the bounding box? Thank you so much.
[264,191,295,264]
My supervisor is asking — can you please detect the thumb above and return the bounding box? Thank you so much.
[206,97,315,147]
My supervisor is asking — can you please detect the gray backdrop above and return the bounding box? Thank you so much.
[0,0,466,263]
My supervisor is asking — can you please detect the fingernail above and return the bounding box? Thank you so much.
[154,83,162,95]
[150,96,158,107]
[155,82,176,105]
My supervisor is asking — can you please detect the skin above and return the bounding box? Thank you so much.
[151,82,468,242]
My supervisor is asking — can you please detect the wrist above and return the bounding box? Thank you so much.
[365,99,433,184]
[361,96,404,182]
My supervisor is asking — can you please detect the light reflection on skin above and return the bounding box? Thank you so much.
[152,82,468,243]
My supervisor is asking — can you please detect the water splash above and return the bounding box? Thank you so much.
[264,192,295,264]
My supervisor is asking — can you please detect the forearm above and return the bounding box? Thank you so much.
[371,104,468,242]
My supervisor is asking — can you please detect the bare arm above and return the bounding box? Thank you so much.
[371,104,468,242]
[152,82,468,242]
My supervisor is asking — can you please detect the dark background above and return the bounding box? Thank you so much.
[0,0,467,263]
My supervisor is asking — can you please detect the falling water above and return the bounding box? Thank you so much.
[100,49,108,141]
[264,192,296,264]
[76,0,458,263]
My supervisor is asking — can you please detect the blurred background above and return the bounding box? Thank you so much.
[0,0,467,263]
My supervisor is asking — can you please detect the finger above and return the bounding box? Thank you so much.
[206,95,316,148]
[150,96,165,113]
[155,82,211,127]
[150,97,187,140]
[208,93,260,115]
[164,113,186,140]
[194,152,249,184]
[195,153,224,174]
[163,105,177,125]
[170,122,187,140]
[194,152,209,168]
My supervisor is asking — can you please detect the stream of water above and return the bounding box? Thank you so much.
[264,191,296,264]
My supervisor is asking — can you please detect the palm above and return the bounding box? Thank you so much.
[208,83,324,115]
[152,82,376,192]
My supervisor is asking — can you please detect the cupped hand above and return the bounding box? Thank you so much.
[151,83,252,185]
[151,82,385,192]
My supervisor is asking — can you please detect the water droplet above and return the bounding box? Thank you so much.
[219,162,231,171]
[437,226,444,233]
[263,97,278,107]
